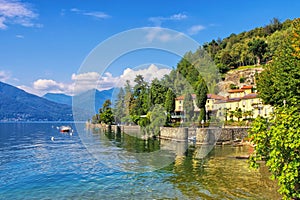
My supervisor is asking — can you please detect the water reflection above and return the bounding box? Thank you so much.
[165,145,281,199]
[91,129,281,199]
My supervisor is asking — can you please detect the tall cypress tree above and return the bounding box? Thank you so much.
[114,88,125,124]
[183,92,194,122]
[195,76,208,122]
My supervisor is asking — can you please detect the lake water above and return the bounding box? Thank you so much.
[0,123,281,199]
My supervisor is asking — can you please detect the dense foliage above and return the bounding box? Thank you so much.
[203,18,293,73]
[92,99,114,124]
[195,77,208,121]
[249,107,300,199]
[183,92,194,122]
[249,18,300,199]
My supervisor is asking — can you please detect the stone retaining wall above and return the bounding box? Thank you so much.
[159,127,188,141]
[86,123,249,144]
[160,127,249,144]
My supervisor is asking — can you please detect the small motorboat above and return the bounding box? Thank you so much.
[60,126,72,133]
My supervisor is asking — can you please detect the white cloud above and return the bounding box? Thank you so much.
[84,11,110,19]
[71,71,100,81]
[16,34,24,38]
[70,8,110,19]
[17,80,71,96]
[33,79,65,91]
[71,72,102,94]
[169,13,188,20]
[149,13,187,26]
[145,28,184,43]
[0,70,10,81]
[119,64,170,86]
[20,64,171,96]
[0,17,6,29]
[0,0,40,29]
[188,25,205,35]
[70,8,80,12]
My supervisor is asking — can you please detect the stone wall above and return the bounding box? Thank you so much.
[87,123,249,144]
[159,127,188,141]
[160,127,249,143]
[219,127,249,141]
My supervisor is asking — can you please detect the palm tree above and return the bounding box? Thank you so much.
[234,108,243,122]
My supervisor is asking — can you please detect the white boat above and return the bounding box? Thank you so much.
[60,126,72,133]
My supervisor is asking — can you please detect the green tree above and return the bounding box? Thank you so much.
[264,18,282,35]
[148,104,167,136]
[174,72,191,95]
[243,110,253,119]
[164,88,176,122]
[228,110,235,121]
[195,77,208,122]
[256,20,300,107]
[248,38,268,65]
[249,19,300,199]
[234,108,243,121]
[164,88,176,113]
[249,107,300,199]
[91,114,99,124]
[99,99,114,124]
[131,75,149,117]
[114,88,125,124]
[177,57,199,89]
[183,92,194,123]
[124,80,132,116]
[150,78,168,105]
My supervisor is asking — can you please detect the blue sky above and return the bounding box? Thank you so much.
[0,0,300,96]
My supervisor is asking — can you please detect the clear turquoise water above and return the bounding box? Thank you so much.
[0,123,281,199]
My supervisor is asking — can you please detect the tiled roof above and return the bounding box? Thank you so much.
[228,89,245,93]
[241,85,253,89]
[242,93,258,99]
[214,93,258,104]
[226,98,241,102]
[228,85,253,93]
[207,94,226,100]
[175,95,185,100]
[176,93,226,100]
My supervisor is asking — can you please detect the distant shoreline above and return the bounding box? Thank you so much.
[0,121,86,123]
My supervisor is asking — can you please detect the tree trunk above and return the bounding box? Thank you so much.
[256,56,261,65]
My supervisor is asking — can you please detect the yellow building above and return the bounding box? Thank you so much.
[174,94,225,113]
[174,85,273,122]
[173,93,226,121]
[215,86,273,121]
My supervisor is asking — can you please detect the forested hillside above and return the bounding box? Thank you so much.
[203,18,293,73]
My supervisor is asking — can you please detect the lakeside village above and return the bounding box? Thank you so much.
[90,83,273,129]
[88,82,273,145]
[173,85,273,125]
[87,18,300,199]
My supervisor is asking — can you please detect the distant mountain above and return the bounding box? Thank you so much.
[0,82,73,121]
[43,93,72,105]
[43,88,119,110]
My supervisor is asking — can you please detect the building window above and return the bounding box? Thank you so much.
[265,108,267,116]
[179,100,182,104]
